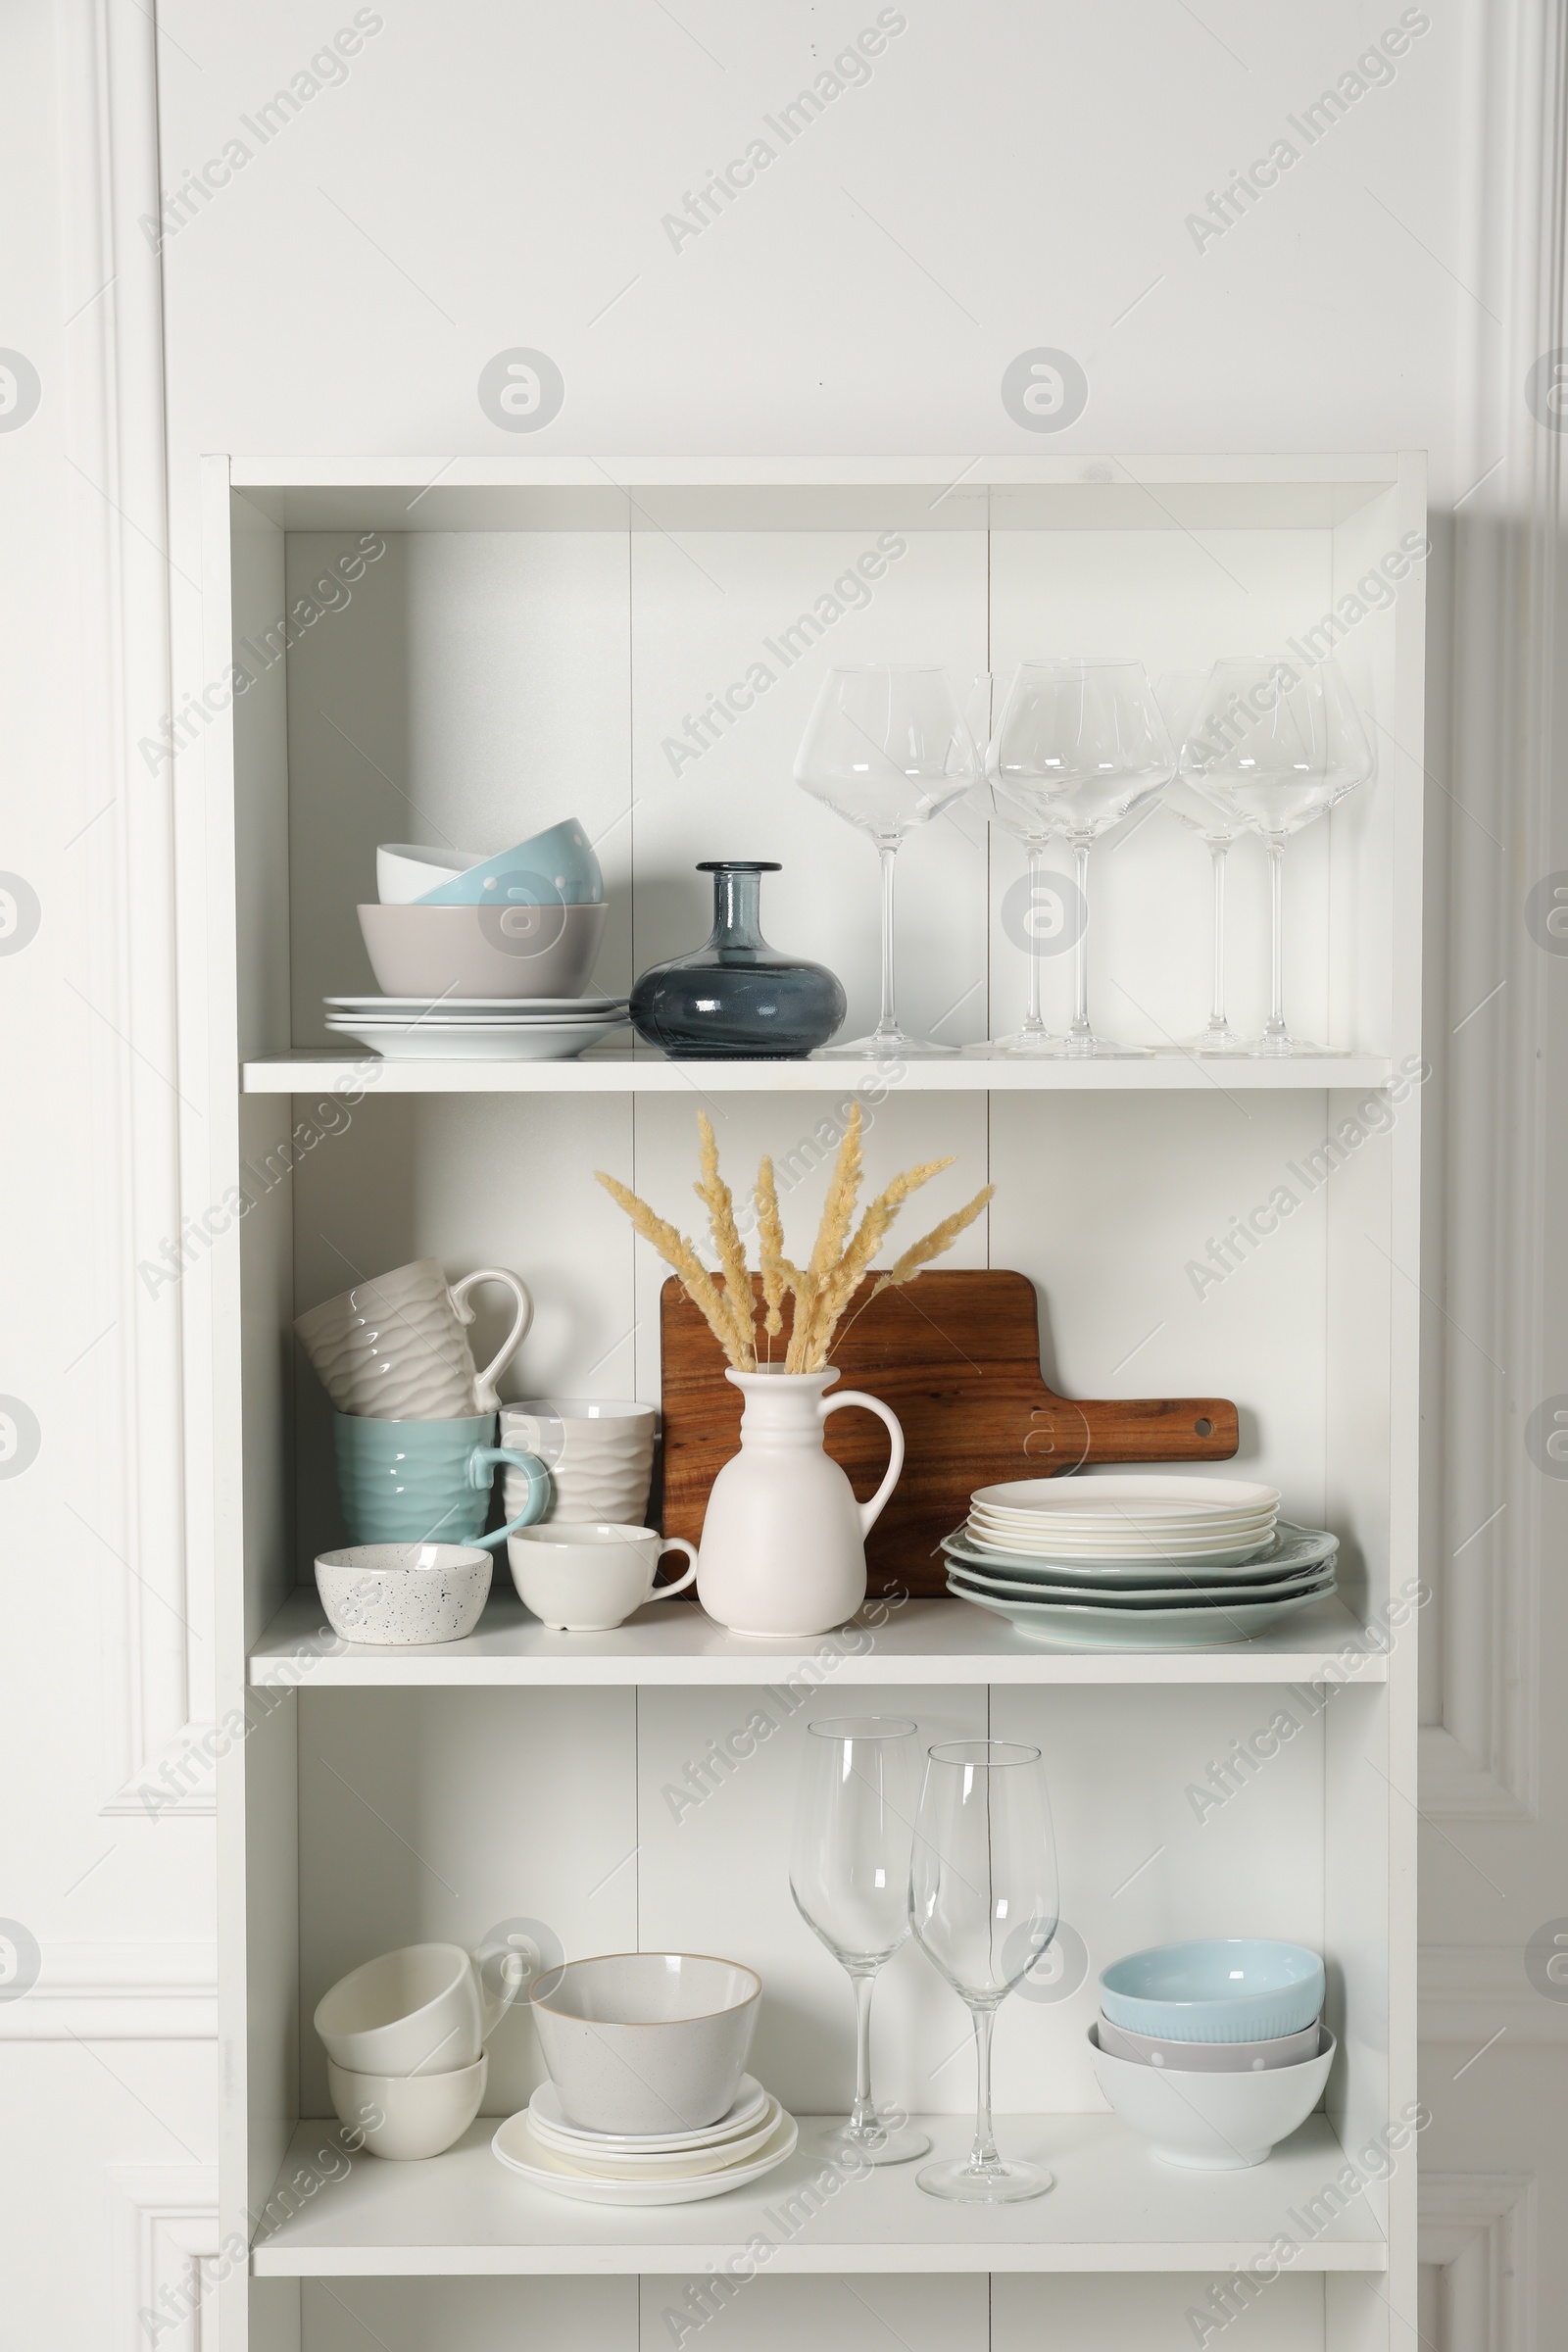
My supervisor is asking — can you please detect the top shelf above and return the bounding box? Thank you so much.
[242,1052,1396,1097]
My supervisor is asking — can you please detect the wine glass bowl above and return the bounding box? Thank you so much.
[795,666,978,1056]
[1156,670,1249,1055]
[789,1716,931,2166]
[987,660,1175,1056]
[1182,658,1374,1055]
[907,1737,1059,2202]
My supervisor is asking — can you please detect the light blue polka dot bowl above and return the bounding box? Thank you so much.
[1099,1939,1325,2043]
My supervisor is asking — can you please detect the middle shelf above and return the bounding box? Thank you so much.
[251,1588,1389,1688]
[250,2112,1388,2278]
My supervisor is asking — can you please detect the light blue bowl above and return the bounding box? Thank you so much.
[1099,1939,1325,2044]
[416,819,603,908]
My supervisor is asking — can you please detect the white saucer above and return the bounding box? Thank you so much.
[527,2073,767,2152]
[525,2095,784,2176]
[492,2107,798,2204]
[324,994,628,1014]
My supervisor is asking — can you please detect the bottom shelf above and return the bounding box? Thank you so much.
[250,2113,1388,2278]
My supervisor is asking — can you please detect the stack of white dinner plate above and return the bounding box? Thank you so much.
[491,2074,798,2205]
[323,994,630,1061]
[942,1476,1339,1650]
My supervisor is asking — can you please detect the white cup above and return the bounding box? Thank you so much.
[314,1941,513,2077]
[295,1259,532,1420]
[502,1399,656,1526]
[328,2052,488,2161]
[508,1523,698,1631]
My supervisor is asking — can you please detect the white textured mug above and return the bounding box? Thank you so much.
[295,1258,532,1420]
[508,1523,697,1631]
[501,1398,656,1526]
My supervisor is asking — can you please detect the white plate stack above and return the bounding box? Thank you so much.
[491,2075,799,2204]
[942,1476,1339,1651]
[323,994,630,1061]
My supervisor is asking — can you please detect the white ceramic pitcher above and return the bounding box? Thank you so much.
[696,1367,904,1637]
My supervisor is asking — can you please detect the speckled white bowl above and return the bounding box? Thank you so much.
[315,1544,491,1646]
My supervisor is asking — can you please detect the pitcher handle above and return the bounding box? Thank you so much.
[467,1446,550,1548]
[820,1390,905,1538]
[450,1268,533,1412]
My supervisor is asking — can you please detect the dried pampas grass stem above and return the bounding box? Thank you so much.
[597,1114,993,1377]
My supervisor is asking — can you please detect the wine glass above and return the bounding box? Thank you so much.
[907,1738,1058,2202]
[1156,671,1250,1055]
[989,659,1175,1057]
[790,1717,932,2166]
[794,666,978,1057]
[1182,658,1375,1056]
[961,669,1062,1054]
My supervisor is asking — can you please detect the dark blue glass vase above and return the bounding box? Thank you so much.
[630,862,846,1059]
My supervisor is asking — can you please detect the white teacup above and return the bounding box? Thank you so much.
[502,1399,656,1527]
[508,1523,698,1631]
[328,2051,488,2161]
[295,1258,532,1420]
[314,1941,513,2077]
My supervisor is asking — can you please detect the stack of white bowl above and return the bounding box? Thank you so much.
[315,1942,505,2161]
[941,1474,1339,1650]
[1089,1937,1334,2168]
[326,820,627,1061]
[492,1952,798,2205]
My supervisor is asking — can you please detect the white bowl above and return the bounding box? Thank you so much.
[315,1942,489,2076]
[1089,2024,1335,2167]
[315,1544,491,1645]
[377,844,486,905]
[1097,2014,1324,2071]
[530,1952,760,2135]
[327,2052,487,2160]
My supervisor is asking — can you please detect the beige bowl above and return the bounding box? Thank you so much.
[531,1952,760,2134]
[357,902,609,1002]
[327,2051,487,2160]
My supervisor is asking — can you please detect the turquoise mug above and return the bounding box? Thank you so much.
[334,1412,550,1548]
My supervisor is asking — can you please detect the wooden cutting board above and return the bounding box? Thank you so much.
[659,1269,1239,1598]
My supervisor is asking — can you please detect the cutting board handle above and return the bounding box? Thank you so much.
[822,1389,906,1537]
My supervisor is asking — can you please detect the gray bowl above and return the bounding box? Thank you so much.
[530,1952,760,2134]
[357,902,608,1001]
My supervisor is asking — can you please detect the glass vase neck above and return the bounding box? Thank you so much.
[698,860,780,955]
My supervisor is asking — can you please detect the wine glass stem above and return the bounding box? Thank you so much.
[1209,839,1228,1029]
[1025,843,1047,1034]
[1068,841,1092,1046]
[968,2004,1001,2171]
[1265,835,1287,1046]
[849,1969,877,2134]
[877,843,899,1043]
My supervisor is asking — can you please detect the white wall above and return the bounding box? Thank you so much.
[1,0,1560,2343]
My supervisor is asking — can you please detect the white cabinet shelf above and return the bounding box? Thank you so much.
[252,1588,1388,1688]
[250,2113,1387,2278]
[241,1051,1397,1096]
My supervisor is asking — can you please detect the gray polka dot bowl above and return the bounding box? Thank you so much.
[315,1544,492,1645]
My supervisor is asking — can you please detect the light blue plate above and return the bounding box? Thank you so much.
[945,1559,1337,1610]
[945,1576,1331,1651]
[1100,1938,1325,2043]
[416,819,604,907]
[942,1521,1336,1591]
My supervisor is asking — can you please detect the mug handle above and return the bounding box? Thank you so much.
[449,1269,533,1412]
[648,1537,698,1600]
[466,1446,551,1549]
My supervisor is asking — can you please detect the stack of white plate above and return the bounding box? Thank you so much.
[943,1476,1338,1650]
[323,994,630,1062]
[491,2075,798,2204]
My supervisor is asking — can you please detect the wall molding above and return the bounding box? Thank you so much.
[1419,2172,1536,2352]
[0,1942,217,2041]
[111,2165,220,2351]
[1425,0,1568,1821]
[59,0,207,1817]
[1420,1943,1568,2046]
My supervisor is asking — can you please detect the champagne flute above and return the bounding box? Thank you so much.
[1183,658,1374,1056]
[1156,670,1250,1055]
[790,1717,932,2165]
[989,659,1175,1056]
[794,666,978,1057]
[907,1738,1058,2202]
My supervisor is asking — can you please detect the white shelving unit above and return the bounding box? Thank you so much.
[205,455,1424,2352]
